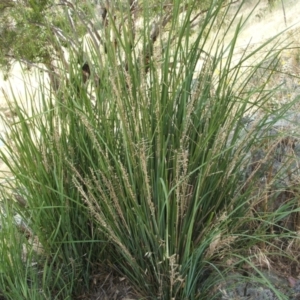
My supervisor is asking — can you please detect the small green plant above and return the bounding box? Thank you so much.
[0,0,299,299]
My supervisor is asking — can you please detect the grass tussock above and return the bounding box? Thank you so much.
[0,0,299,299]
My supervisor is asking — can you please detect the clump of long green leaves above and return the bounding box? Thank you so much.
[0,0,299,299]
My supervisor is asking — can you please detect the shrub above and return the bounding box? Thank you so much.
[0,0,299,299]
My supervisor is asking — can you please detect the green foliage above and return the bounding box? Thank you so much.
[0,0,92,74]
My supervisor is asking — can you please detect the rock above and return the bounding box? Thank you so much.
[235,110,300,229]
[217,271,296,300]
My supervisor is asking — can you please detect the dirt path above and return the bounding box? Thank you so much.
[0,63,49,182]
